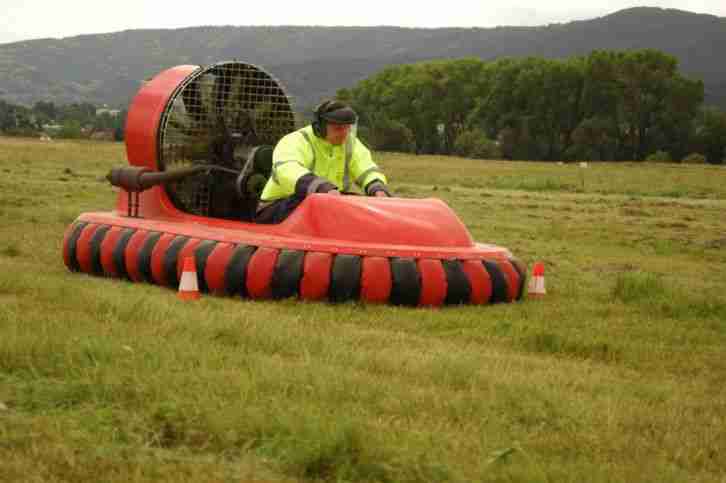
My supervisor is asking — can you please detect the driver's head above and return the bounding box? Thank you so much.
[313,100,357,145]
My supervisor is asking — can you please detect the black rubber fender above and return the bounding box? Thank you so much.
[271,249,305,299]
[89,224,111,276]
[112,228,136,280]
[137,231,162,283]
[330,254,362,303]
[193,240,218,292]
[224,245,257,297]
[442,259,471,305]
[65,221,88,272]
[509,258,527,301]
[163,236,190,288]
[389,257,421,307]
[483,260,509,304]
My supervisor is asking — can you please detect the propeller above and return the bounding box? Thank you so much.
[157,61,295,217]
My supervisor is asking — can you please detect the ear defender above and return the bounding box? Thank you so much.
[312,100,333,138]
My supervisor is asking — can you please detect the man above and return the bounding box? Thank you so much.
[255,100,391,224]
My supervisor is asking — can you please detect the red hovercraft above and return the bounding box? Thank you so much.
[62,61,526,306]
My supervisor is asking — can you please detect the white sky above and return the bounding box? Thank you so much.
[1,1,725,45]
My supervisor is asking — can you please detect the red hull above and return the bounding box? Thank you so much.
[63,195,526,307]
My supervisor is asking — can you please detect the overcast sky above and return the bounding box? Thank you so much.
[2,1,725,45]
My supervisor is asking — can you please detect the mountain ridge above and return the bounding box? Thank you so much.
[1,7,724,110]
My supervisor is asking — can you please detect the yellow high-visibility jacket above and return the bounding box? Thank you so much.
[260,125,387,202]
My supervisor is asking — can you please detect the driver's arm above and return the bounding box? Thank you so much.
[351,138,391,196]
[271,132,338,197]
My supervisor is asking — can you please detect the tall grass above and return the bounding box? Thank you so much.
[1,138,726,482]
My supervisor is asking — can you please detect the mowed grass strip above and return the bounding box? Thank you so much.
[1,137,725,482]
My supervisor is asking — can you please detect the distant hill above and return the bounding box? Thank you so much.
[1,7,724,111]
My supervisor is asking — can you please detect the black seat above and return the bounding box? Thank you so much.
[235,145,274,220]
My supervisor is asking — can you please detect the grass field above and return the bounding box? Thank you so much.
[1,137,725,482]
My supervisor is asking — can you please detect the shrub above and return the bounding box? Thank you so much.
[453,129,501,159]
[363,118,415,153]
[645,150,672,163]
[681,153,706,164]
[57,120,84,139]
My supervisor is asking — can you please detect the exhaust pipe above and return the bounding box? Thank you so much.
[106,165,208,192]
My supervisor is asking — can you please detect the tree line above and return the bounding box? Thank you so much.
[340,49,726,164]
[0,100,126,140]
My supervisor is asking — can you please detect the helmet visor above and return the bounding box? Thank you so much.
[320,106,357,125]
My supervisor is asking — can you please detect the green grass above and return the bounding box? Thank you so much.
[1,137,726,482]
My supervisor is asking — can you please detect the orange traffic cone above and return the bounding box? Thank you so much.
[178,256,200,301]
[527,262,546,297]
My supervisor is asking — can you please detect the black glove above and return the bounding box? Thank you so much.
[365,180,392,197]
[295,173,338,196]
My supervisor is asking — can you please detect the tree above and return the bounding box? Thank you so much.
[453,128,501,159]
[33,100,57,120]
[347,48,705,162]
[350,63,438,154]
[569,117,617,161]
[58,120,83,139]
[0,100,18,131]
[615,50,697,160]
[579,50,703,161]
[425,58,489,154]
[0,100,35,135]
[512,58,584,160]
[363,116,415,152]
[693,107,726,164]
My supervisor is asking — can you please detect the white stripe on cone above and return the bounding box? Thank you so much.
[178,256,200,300]
[527,262,546,297]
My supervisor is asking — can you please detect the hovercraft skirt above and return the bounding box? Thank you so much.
[63,221,526,307]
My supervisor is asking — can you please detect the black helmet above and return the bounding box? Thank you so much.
[312,100,357,137]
